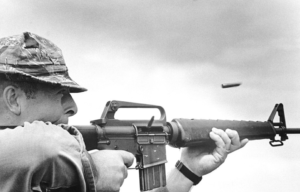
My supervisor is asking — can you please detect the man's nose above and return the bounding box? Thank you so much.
[63,93,78,117]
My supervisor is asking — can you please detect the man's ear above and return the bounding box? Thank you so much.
[2,85,22,115]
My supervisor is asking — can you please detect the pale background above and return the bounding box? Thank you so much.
[1,0,300,191]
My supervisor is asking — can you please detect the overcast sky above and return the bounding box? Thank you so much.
[1,0,300,191]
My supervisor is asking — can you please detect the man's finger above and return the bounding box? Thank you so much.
[118,150,135,167]
[240,138,249,148]
[209,131,228,163]
[225,129,249,152]
[212,128,231,150]
[209,131,225,148]
[225,129,240,146]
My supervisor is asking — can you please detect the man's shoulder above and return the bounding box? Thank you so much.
[0,121,81,163]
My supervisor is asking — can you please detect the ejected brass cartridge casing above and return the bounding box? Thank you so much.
[221,82,241,88]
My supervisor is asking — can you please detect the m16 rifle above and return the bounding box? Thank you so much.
[75,100,300,192]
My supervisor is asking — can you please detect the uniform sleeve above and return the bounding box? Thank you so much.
[0,121,88,192]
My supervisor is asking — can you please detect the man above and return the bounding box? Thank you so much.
[0,32,248,192]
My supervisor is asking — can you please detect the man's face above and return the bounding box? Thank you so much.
[20,85,78,124]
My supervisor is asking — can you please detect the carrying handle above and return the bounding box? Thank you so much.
[91,100,166,125]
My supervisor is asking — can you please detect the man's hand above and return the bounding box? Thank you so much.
[90,150,134,192]
[180,128,248,177]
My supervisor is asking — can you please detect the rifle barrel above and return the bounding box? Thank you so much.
[285,128,300,134]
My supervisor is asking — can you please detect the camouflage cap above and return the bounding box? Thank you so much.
[0,32,87,92]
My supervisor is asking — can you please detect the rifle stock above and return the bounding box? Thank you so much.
[74,101,300,191]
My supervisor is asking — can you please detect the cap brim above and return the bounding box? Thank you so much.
[37,74,88,93]
[0,68,87,93]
